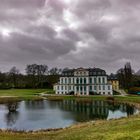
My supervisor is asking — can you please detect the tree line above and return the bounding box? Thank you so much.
[116,62,140,90]
[0,64,66,89]
[0,63,140,90]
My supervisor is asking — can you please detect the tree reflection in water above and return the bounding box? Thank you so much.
[48,100,137,122]
[25,100,45,110]
[5,102,19,127]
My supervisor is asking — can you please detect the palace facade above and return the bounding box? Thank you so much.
[54,68,113,95]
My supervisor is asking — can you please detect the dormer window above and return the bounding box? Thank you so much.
[102,72,105,75]
[93,72,96,75]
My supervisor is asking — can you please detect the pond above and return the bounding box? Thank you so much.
[0,100,139,131]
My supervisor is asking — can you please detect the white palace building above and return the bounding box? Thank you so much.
[54,68,113,95]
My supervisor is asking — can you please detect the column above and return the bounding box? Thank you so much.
[86,86,89,95]
[74,86,77,95]
[82,86,84,95]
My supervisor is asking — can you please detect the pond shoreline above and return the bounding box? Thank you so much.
[0,114,139,134]
[0,95,139,133]
[0,95,140,140]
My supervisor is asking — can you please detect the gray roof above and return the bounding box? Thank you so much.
[108,74,118,80]
[61,68,107,77]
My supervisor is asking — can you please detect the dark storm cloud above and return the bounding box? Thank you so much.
[80,23,112,41]
[0,0,140,73]
[0,0,45,8]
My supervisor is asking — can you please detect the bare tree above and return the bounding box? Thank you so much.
[9,66,20,88]
[49,67,62,75]
[117,62,132,89]
[26,64,48,88]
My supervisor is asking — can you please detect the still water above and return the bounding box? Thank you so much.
[0,100,139,131]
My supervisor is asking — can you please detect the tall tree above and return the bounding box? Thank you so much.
[25,64,37,88]
[117,62,132,89]
[49,67,62,75]
[124,62,132,89]
[25,64,48,88]
[9,66,20,88]
[36,64,48,88]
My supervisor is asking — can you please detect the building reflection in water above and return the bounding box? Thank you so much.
[5,102,19,127]
[47,100,136,122]
[25,100,45,110]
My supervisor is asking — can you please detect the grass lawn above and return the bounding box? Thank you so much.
[0,89,53,100]
[115,95,140,104]
[0,114,140,140]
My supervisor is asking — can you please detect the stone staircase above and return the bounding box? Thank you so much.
[113,89,128,96]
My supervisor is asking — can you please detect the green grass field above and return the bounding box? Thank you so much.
[0,89,53,100]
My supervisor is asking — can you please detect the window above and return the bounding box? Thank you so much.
[98,77,101,84]
[94,78,97,84]
[77,86,79,91]
[80,86,83,91]
[89,77,92,84]
[73,78,74,83]
[62,86,63,90]
[102,77,105,84]
[93,72,96,75]
[108,86,110,90]
[103,92,105,95]
[84,78,86,84]
[102,72,105,75]
[90,86,92,91]
[65,78,67,84]
[84,86,86,91]
[103,85,105,90]
[69,78,71,84]
[76,78,79,84]
[94,86,97,90]
[57,86,59,90]
[80,78,83,84]
[99,85,101,90]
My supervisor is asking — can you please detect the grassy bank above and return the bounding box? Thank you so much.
[0,89,53,101]
[0,114,140,140]
[0,89,140,103]
[46,94,140,104]
[115,95,140,104]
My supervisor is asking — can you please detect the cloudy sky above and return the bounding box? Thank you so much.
[0,0,140,73]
